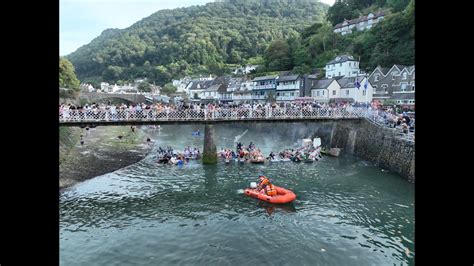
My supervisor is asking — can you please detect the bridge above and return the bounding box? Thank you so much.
[59,107,368,126]
[79,92,150,104]
[59,107,411,164]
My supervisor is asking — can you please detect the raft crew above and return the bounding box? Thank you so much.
[257,175,277,196]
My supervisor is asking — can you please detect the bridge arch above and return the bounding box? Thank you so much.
[79,92,147,104]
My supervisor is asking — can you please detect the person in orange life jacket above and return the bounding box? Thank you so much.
[256,175,269,191]
[257,175,277,196]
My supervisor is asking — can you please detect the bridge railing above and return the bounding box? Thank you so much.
[59,107,368,122]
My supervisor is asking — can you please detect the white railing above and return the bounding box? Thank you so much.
[59,107,368,123]
[276,96,297,101]
[254,84,276,90]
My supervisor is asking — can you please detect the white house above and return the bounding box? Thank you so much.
[336,76,374,103]
[333,11,386,35]
[100,82,110,92]
[276,74,301,102]
[200,84,220,101]
[311,79,341,103]
[325,55,362,78]
[233,80,253,103]
[233,65,259,75]
[172,77,193,93]
[80,83,95,92]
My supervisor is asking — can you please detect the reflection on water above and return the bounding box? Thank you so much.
[60,123,414,265]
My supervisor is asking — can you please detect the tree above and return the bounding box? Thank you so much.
[264,39,292,71]
[327,1,358,26]
[65,0,329,82]
[387,0,410,12]
[138,82,151,92]
[59,57,80,90]
[102,65,123,82]
[161,83,177,95]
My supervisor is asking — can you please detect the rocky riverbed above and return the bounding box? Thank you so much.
[59,125,154,190]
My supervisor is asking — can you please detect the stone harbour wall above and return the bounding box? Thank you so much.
[328,119,415,182]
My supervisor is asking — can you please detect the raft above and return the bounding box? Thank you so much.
[244,185,296,204]
[250,158,265,164]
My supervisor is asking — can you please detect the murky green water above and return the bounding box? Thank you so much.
[60,123,414,265]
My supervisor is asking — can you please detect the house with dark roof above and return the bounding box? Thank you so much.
[251,75,277,103]
[325,55,363,78]
[368,64,415,108]
[186,76,231,102]
[187,80,212,102]
[232,79,253,104]
[310,78,340,103]
[333,11,386,35]
[300,74,319,97]
[275,74,301,102]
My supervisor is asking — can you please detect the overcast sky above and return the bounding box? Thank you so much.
[60,0,336,56]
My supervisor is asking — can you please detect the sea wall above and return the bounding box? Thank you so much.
[328,119,415,182]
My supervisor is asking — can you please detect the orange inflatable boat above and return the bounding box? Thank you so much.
[244,185,296,204]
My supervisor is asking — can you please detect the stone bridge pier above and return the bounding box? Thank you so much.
[202,124,217,164]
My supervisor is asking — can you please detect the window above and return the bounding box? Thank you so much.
[333,90,336,95]
[322,90,325,96]
[403,72,407,80]
[340,63,342,67]
[260,81,264,85]
[401,83,407,91]
[363,90,366,96]
[290,92,294,96]
[375,74,379,81]
[276,92,280,96]
[317,91,320,97]
[346,90,349,95]
[338,72,341,76]
[349,62,351,67]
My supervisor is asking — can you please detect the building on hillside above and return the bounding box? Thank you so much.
[251,75,277,103]
[333,76,374,104]
[232,65,259,75]
[275,74,301,102]
[333,11,386,35]
[233,79,253,104]
[80,83,95,92]
[310,78,341,103]
[368,64,415,108]
[325,55,362,78]
[172,77,192,93]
